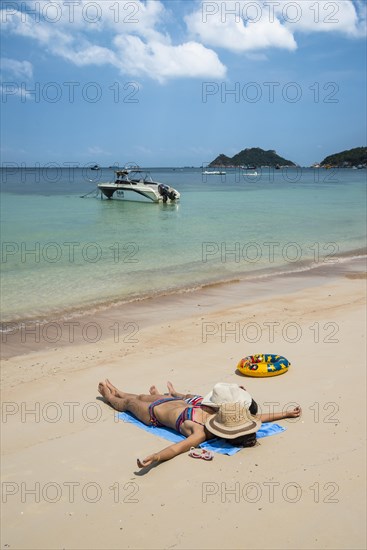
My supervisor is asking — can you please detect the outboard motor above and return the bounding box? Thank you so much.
[168,189,177,201]
[158,183,177,202]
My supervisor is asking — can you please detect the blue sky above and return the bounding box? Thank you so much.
[1,0,366,166]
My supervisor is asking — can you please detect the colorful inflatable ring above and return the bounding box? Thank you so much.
[237,354,290,378]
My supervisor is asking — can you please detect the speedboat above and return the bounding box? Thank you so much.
[97,169,180,203]
[91,164,100,171]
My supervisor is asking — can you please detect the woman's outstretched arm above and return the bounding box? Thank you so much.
[137,429,206,468]
[259,406,301,423]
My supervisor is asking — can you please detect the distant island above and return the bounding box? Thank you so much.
[319,147,367,168]
[209,147,296,168]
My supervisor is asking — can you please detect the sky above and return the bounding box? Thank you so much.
[1,0,366,167]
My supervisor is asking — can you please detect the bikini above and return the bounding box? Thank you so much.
[148,395,205,432]
[148,397,182,427]
[175,405,205,433]
[184,395,203,406]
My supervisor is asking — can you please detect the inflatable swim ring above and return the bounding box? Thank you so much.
[237,354,290,378]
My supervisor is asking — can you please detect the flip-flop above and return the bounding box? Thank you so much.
[189,447,214,461]
[188,447,202,459]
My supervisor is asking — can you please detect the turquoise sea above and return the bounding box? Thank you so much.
[1,167,366,325]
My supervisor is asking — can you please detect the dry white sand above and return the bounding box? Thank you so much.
[1,269,366,549]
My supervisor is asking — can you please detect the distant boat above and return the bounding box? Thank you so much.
[203,170,226,175]
[275,164,281,170]
[91,164,100,171]
[244,171,258,176]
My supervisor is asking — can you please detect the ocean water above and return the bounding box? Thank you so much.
[1,167,366,324]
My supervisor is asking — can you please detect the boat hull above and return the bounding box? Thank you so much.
[98,184,159,202]
[97,168,180,204]
[97,183,180,203]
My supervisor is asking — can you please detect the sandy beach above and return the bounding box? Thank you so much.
[2,0,366,547]
[1,263,366,550]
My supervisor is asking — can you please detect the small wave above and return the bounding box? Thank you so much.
[1,250,365,330]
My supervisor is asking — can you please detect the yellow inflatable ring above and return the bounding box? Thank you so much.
[237,354,290,377]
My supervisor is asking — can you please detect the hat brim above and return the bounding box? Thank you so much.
[201,391,220,408]
[205,413,261,439]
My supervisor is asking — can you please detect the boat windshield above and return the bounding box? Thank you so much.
[115,169,154,184]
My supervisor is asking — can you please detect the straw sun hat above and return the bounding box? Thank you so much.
[205,402,261,439]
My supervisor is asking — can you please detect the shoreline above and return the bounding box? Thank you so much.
[1,255,366,373]
[1,254,366,361]
[1,248,366,338]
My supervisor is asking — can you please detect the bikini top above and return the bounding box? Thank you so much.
[175,405,205,433]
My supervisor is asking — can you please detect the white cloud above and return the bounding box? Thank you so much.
[87,146,112,156]
[1,58,33,79]
[1,57,34,101]
[54,43,118,67]
[0,83,35,101]
[1,7,73,46]
[1,1,226,81]
[185,1,297,52]
[185,0,366,52]
[1,0,365,82]
[114,35,226,81]
[24,0,168,39]
[279,0,366,37]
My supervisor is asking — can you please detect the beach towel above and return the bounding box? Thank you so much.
[116,412,286,456]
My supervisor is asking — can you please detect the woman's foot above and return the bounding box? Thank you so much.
[98,381,112,400]
[167,381,176,396]
[105,379,120,396]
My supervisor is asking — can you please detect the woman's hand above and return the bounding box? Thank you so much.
[137,429,206,468]
[137,453,160,468]
[286,406,302,418]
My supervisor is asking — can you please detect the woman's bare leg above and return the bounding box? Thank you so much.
[106,380,167,402]
[98,381,169,425]
[105,379,136,399]
[167,381,195,400]
[167,381,177,396]
[149,382,180,397]
[149,382,187,399]
[98,382,133,411]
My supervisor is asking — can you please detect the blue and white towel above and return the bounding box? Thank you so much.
[116,411,286,456]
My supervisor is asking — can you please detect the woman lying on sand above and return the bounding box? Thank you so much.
[98,379,301,468]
